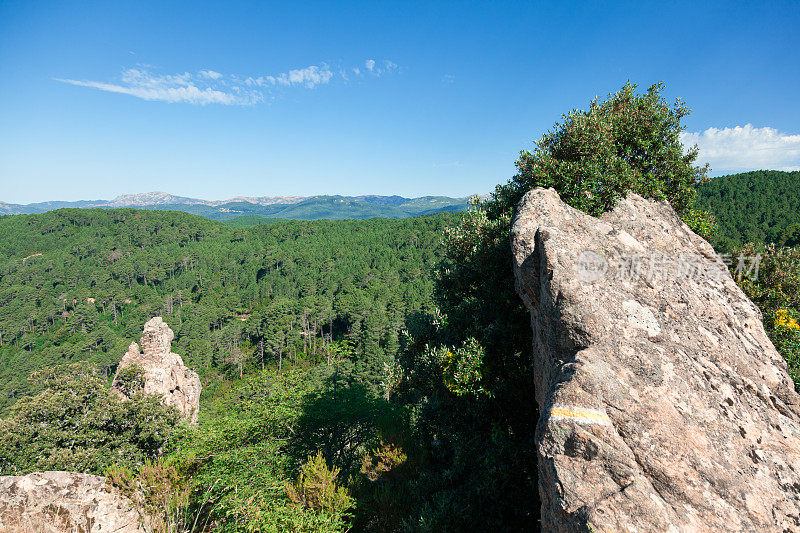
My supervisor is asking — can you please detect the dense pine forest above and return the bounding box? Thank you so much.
[1,83,799,532]
[0,209,455,412]
[697,170,800,250]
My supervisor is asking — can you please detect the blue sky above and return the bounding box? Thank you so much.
[1,0,798,204]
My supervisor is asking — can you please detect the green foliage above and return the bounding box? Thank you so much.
[165,368,321,531]
[114,363,145,396]
[350,440,411,532]
[225,216,287,227]
[284,451,355,531]
[769,308,800,388]
[735,244,800,388]
[696,170,800,250]
[781,224,800,248]
[495,81,713,236]
[0,362,180,475]
[439,338,488,397]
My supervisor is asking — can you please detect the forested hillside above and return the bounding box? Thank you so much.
[224,215,285,227]
[0,208,457,412]
[697,170,800,250]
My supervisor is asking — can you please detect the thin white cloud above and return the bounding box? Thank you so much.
[361,59,397,77]
[442,74,455,84]
[243,64,334,89]
[273,64,333,88]
[57,59,398,105]
[56,72,258,106]
[199,69,222,80]
[681,124,800,172]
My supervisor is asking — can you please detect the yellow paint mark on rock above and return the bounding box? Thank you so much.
[549,405,612,426]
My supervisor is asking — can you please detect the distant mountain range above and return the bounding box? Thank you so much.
[0,192,470,221]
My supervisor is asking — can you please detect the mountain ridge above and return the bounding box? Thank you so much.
[0,192,471,221]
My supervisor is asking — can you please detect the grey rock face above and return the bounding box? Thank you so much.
[511,188,800,532]
[0,471,143,532]
[112,317,201,424]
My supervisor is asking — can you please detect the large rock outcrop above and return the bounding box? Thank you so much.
[112,317,201,424]
[511,188,800,532]
[0,471,143,532]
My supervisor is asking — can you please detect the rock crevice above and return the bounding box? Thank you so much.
[511,188,800,532]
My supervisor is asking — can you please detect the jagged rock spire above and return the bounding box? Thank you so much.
[112,317,201,424]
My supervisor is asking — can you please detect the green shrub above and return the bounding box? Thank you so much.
[114,364,146,396]
[284,451,355,531]
[106,457,206,533]
[0,362,181,475]
[491,81,713,233]
[289,384,405,481]
[735,244,800,389]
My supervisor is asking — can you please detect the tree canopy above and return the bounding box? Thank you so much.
[696,170,800,250]
[0,209,458,412]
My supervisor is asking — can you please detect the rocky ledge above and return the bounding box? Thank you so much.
[511,188,800,532]
[0,472,143,532]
